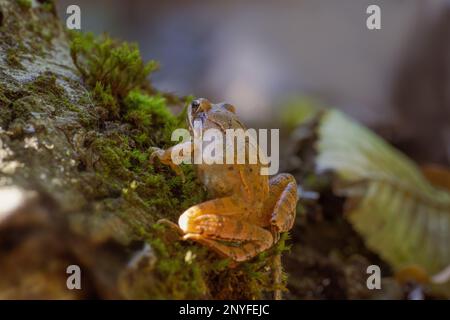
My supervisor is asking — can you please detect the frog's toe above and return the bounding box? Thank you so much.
[157,218,184,236]
[269,225,280,243]
[148,147,164,163]
[182,233,203,241]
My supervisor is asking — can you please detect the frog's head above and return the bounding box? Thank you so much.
[188,98,237,130]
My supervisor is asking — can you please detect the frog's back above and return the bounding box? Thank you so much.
[196,162,268,199]
[198,109,269,198]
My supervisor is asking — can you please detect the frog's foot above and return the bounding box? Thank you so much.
[267,173,298,233]
[270,225,280,244]
[181,234,237,268]
[182,233,271,263]
[149,146,187,182]
[156,218,184,237]
[149,147,169,166]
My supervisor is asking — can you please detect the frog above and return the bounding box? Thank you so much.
[150,98,298,263]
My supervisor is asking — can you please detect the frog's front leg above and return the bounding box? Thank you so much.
[149,141,192,181]
[266,173,298,234]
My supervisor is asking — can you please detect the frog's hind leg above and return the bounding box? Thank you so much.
[183,233,272,262]
[265,173,298,300]
[180,197,274,262]
[188,214,273,242]
[266,173,298,233]
[178,196,244,233]
[186,214,275,260]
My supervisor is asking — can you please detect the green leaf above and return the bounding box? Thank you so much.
[316,110,450,290]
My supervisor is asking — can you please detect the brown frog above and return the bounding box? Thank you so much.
[150,98,298,262]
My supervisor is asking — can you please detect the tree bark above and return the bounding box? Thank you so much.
[0,0,150,299]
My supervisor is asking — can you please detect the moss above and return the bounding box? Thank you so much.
[0,92,11,107]
[124,90,174,126]
[40,28,53,42]
[69,31,290,299]
[0,0,60,62]
[6,48,24,69]
[91,82,120,119]
[123,90,178,147]
[91,133,204,221]
[144,226,210,299]
[0,94,13,128]
[124,225,290,299]
[28,72,65,97]
[70,32,158,101]
[22,72,82,115]
[16,0,32,10]
[40,1,54,13]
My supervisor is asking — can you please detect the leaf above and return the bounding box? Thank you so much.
[421,164,450,191]
[316,110,450,291]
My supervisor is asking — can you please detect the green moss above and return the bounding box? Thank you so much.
[69,31,290,299]
[23,72,82,115]
[135,225,291,299]
[130,149,148,164]
[24,18,57,50]
[91,82,120,119]
[6,48,24,69]
[90,128,205,221]
[123,90,178,147]
[40,28,53,42]
[16,0,32,10]
[0,1,56,60]
[91,137,130,177]
[27,72,64,96]
[124,90,174,125]
[40,2,54,12]
[70,32,158,100]
[147,228,210,299]
[0,93,13,128]
[0,92,11,107]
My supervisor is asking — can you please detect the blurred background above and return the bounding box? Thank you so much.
[56,0,450,166]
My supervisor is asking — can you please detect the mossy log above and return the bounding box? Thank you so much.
[0,0,285,299]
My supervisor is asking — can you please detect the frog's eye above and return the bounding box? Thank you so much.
[222,103,236,113]
[191,100,200,111]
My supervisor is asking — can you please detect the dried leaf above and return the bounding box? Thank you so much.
[316,110,450,295]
